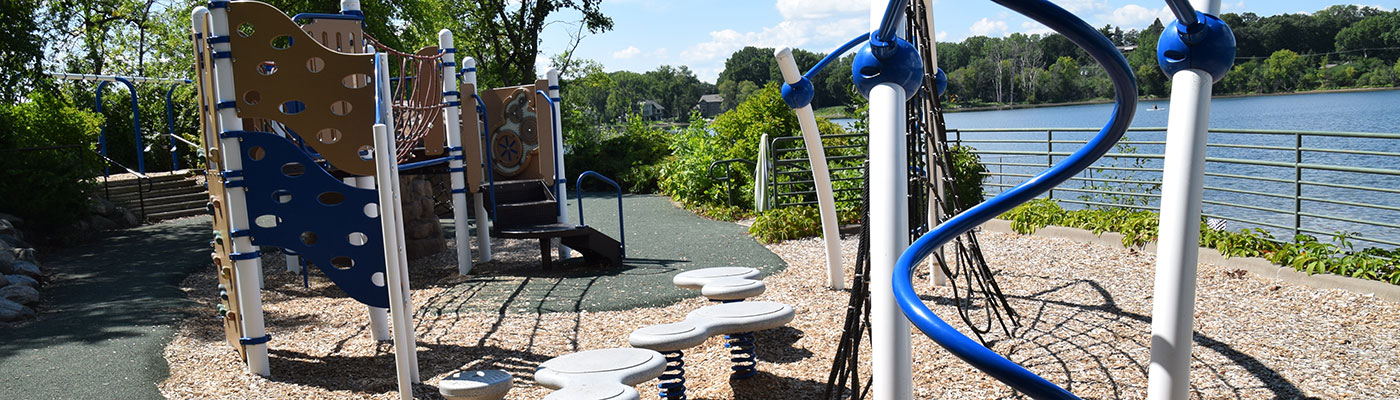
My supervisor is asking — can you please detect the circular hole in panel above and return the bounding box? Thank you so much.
[330,100,352,116]
[306,57,325,73]
[272,189,292,204]
[281,162,306,177]
[300,231,318,246]
[316,128,342,144]
[330,256,354,270]
[371,272,385,287]
[318,191,346,206]
[342,73,371,89]
[243,90,260,105]
[257,61,278,76]
[358,145,373,160]
[270,35,294,50]
[254,214,278,228]
[363,203,379,218]
[347,232,368,246]
[237,23,254,38]
[247,146,266,161]
[279,100,306,115]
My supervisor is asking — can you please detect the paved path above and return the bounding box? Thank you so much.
[0,217,210,400]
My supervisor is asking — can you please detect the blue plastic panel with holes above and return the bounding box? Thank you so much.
[230,130,390,308]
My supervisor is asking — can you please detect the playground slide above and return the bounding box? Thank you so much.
[890,0,1138,399]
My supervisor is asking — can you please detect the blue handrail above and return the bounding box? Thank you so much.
[95,77,145,175]
[891,0,1138,399]
[165,84,183,170]
[575,171,625,257]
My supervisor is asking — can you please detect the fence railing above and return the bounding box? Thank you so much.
[951,127,1400,248]
[767,132,867,210]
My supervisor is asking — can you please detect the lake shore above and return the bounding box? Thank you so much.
[945,86,1400,113]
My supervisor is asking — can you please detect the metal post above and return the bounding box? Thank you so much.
[922,0,946,287]
[166,84,180,171]
[1047,130,1054,199]
[439,30,474,275]
[870,3,913,397]
[1294,131,1302,237]
[1148,0,1219,392]
[201,5,270,376]
[374,53,418,399]
[461,58,493,262]
[547,69,572,260]
[776,47,845,290]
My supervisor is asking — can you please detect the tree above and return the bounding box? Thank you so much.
[1264,50,1308,92]
[433,0,613,89]
[1335,12,1400,60]
[0,0,43,101]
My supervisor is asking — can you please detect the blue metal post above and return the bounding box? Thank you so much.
[166,84,180,170]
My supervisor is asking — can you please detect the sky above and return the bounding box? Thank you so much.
[533,1,1400,83]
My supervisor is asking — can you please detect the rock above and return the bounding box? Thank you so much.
[0,212,22,225]
[6,275,38,288]
[13,247,36,263]
[406,220,439,240]
[0,297,35,322]
[89,197,117,216]
[406,237,447,260]
[89,215,119,232]
[12,260,41,280]
[413,178,434,198]
[0,285,39,306]
[1,234,30,249]
[0,274,9,288]
[0,249,14,275]
[119,209,141,227]
[0,219,19,239]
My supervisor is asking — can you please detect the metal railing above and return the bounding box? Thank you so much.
[709,158,756,208]
[576,171,626,257]
[951,127,1400,248]
[767,132,868,210]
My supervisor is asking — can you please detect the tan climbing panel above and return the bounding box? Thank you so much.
[479,80,555,183]
[461,83,483,192]
[534,79,556,183]
[224,1,377,176]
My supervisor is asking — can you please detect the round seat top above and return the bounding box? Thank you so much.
[698,277,766,300]
[630,301,796,351]
[541,348,656,374]
[440,369,513,400]
[673,267,761,289]
[629,321,709,351]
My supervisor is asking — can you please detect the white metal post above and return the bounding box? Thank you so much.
[1149,2,1219,400]
[774,47,845,290]
[202,5,270,377]
[374,54,421,383]
[921,0,947,287]
[754,133,770,211]
[547,69,571,260]
[439,30,474,275]
[462,58,493,262]
[870,83,914,400]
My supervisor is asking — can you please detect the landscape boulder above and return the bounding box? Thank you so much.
[5,275,37,288]
[0,297,35,322]
[0,285,39,306]
[12,260,41,280]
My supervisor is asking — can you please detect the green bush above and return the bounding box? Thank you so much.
[1001,199,1400,285]
[0,93,104,230]
[564,113,671,193]
[946,145,987,213]
[749,206,822,244]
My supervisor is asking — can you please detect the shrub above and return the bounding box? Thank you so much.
[946,145,987,213]
[749,206,822,244]
[0,93,104,230]
[564,113,671,193]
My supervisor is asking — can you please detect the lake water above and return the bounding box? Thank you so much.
[844,90,1400,248]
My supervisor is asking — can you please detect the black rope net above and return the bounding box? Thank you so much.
[365,34,448,163]
[823,3,1019,399]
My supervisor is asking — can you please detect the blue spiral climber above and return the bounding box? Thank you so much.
[725,332,758,379]
[658,350,687,400]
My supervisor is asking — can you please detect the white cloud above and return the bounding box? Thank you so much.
[1021,21,1054,35]
[651,48,669,59]
[1099,4,1172,28]
[775,0,870,21]
[679,16,866,63]
[1221,1,1246,12]
[612,46,642,59]
[969,18,1009,36]
[936,31,948,41]
[1052,0,1108,13]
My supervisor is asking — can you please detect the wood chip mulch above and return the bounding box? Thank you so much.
[159,230,1400,399]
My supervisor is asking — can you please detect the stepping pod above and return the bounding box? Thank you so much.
[672,267,766,302]
[629,301,796,399]
[440,369,513,400]
[535,348,668,400]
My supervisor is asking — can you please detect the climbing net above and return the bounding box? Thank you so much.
[365,34,448,163]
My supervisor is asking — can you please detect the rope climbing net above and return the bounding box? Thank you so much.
[365,33,449,163]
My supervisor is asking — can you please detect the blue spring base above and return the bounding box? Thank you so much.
[726,332,757,379]
[659,350,687,399]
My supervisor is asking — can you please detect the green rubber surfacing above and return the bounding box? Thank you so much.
[428,194,787,314]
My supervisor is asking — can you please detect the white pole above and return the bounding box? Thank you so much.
[774,47,845,290]
[439,30,474,275]
[202,5,270,377]
[373,123,415,400]
[921,0,947,287]
[1149,2,1218,399]
[870,83,914,400]
[375,54,421,383]
[547,69,572,260]
[754,134,770,211]
[462,58,493,262]
[870,3,913,398]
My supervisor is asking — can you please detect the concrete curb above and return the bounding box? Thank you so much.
[981,219,1400,303]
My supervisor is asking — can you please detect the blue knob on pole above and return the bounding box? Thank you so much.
[852,36,924,101]
[1157,11,1236,83]
[780,77,815,109]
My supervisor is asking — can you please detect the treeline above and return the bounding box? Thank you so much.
[559,61,714,125]
[937,5,1400,106]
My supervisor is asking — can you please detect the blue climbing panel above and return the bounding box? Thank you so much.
[227,130,390,308]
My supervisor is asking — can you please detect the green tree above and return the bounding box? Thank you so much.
[0,0,43,101]
[1335,12,1400,61]
[430,0,613,89]
[1264,49,1308,92]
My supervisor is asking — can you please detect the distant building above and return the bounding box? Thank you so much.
[697,94,723,118]
[637,99,666,121]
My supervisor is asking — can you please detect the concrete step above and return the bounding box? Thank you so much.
[100,176,201,196]
[108,184,206,204]
[146,207,207,221]
[139,199,209,215]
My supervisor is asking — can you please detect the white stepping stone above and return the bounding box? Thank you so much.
[535,348,667,400]
[672,267,766,301]
[440,369,513,400]
[628,301,795,351]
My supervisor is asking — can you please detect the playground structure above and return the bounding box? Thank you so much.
[190,0,629,397]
